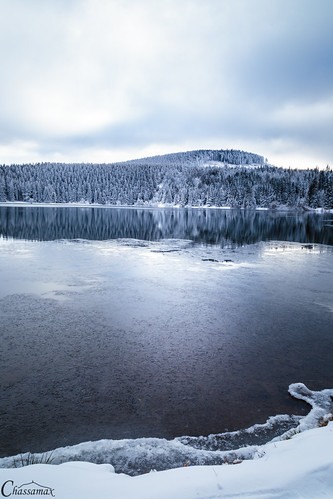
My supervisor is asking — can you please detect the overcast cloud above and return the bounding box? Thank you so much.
[0,0,332,168]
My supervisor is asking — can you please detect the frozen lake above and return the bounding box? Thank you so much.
[0,206,332,471]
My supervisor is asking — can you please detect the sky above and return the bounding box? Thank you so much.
[0,0,332,169]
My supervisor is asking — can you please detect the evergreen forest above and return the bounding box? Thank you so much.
[0,149,332,209]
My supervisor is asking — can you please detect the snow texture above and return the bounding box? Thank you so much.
[0,421,332,498]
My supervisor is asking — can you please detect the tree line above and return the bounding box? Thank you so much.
[0,149,332,209]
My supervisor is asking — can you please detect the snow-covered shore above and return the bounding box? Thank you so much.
[0,384,332,498]
[0,201,331,212]
[0,422,332,498]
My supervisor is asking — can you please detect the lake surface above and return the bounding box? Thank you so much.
[0,206,332,469]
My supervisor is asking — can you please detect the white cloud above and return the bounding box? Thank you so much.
[0,140,42,165]
[271,98,333,129]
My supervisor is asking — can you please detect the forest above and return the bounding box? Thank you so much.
[0,149,332,209]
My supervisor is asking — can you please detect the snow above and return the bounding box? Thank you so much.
[202,161,266,169]
[0,422,332,498]
[288,383,333,432]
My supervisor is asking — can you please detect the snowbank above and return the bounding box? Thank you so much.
[0,422,332,498]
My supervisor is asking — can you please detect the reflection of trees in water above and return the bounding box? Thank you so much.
[0,207,331,246]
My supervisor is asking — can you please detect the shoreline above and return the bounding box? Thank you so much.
[0,201,331,213]
[0,422,332,498]
[0,385,332,478]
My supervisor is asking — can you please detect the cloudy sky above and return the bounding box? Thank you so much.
[0,0,332,168]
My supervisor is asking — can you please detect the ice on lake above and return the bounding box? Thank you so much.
[0,233,332,468]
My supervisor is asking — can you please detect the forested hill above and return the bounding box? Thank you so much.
[125,149,265,167]
[0,149,332,209]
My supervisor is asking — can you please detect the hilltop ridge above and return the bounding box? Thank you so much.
[122,148,265,167]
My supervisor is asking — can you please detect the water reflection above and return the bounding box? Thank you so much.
[0,206,332,246]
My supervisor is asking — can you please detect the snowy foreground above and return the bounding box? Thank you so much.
[1,424,332,499]
[0,423,332,498]
[0,384,332,498]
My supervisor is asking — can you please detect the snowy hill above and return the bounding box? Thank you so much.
[0,150,332,209]
[123,148,266,167]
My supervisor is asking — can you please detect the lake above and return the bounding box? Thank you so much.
[0,206,332,472]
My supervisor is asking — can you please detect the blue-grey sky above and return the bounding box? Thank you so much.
[0,0,332,168]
